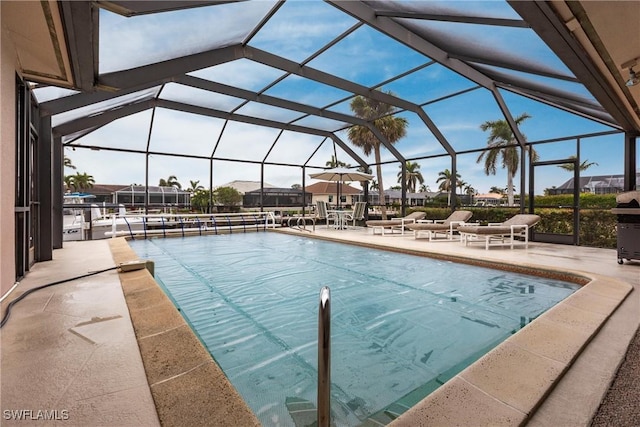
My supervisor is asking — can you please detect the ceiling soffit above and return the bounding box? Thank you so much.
[4,0,73,87]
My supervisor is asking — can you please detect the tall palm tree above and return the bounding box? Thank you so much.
[477,113,538,206]
[397,161,424,193]
[325,155,350,168]
[456,179,467,194]
[64,175,76,192]
[357,165,373,190]
[557,155,598,172]
[188,180,204,193]
[72,172,95,191]
[159,175,181,189]
[436,168,461,206]
[64,156,76,170]
[464,184,476,205]
[348,91,408,219]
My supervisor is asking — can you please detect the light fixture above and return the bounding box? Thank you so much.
[622,57,640,87]
[626,67,639,87]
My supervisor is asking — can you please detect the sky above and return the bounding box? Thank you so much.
[39,1,633,197]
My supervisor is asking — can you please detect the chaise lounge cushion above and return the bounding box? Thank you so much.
[457,214,540,235]
[406,210,473,231]
[365,211,426,227]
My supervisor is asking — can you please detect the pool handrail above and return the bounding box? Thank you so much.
[318,286,331,427]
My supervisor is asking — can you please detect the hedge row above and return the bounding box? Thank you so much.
[529,193,617,209]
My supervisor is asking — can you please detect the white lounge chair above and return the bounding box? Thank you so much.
[457,214,541,250]
[365,211,426,235]
[406,210,473,241]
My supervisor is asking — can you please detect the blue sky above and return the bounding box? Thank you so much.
[43,1,631,196]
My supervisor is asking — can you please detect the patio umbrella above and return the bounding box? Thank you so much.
[309,168,373,208]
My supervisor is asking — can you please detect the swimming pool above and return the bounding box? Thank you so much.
[129,233,579,426]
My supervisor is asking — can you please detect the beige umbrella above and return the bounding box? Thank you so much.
[309,168,373,208]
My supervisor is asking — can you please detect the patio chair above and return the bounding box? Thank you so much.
[365,211,426,235]
[406,210,473,241]
[316,200,337,228]
[457,214,541,250]
[344,201,367,228]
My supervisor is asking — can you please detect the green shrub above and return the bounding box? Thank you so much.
[579,209,617,248]
[533,193,617,209]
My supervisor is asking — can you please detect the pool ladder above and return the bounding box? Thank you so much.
[318,286,331,427]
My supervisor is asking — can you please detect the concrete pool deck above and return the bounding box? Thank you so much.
[1,227,638,426]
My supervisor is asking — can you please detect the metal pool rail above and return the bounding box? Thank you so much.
[104,212,278,239]
[317,286,331,427]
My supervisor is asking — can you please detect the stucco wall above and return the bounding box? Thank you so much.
[1,3,17,296]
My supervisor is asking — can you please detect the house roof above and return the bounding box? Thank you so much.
[305,182,361,195]
[244,187,304,195]
[555,173,640,190]
[89,184,129,195]
[217,180,276,194]
[114,185,191,194]
[476,193,505,200]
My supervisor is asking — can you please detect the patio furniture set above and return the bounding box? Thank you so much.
[364,211,541,250]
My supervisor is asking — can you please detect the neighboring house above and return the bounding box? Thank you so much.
[243,188,312,208]
[63,184,192,210]
[474,193,504,206]
[305,181,361,207]
[84,184,128,203]
[113,185,191,208]
[548,173,640,195]
[359,190,443,206]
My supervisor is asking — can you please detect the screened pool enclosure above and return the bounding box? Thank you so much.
[24,1,638,248]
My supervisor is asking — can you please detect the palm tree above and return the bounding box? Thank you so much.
[72,172,95,191]
[464,184,476,205]
[397,161,424,193]
[557,156,598,172]
[477,113,538,206]
[489,186,506,195]
[187,180,204,193]
[159,175,181,189]
[357,165,373,190]
[436,168,461,206]
[348,91,408,219]
[456,179,467,194]
[325,155,350,168]
[419,184,431,193]
[64,175,76,192]
[64,156,76,170]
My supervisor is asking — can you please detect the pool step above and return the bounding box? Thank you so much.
[360,333,511,426]
[285,396,321,427]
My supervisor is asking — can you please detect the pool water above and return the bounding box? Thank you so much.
[129,233,579,426]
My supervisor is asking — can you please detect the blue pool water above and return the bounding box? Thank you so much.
[129,233,579,426]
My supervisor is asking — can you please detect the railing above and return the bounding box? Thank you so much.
[102,212,278,239]
[317,286,331,427]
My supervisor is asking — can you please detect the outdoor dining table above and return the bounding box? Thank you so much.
[327,209,353,230]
